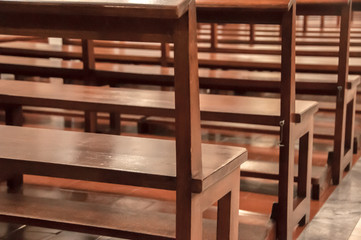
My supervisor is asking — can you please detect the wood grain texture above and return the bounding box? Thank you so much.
[0,125,246,193]
[196,0,294,11]
[0,80,318,126]
[0,0,192,19]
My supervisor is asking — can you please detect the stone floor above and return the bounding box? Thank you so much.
[298,159,361,240]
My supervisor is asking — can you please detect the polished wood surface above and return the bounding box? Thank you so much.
[0,0,247,239]
[196,0,294,10]
[297,0,351,15]
[196,0,295,24]
[354,0,361,10]
[0,0,192,19]
[0,125,246,193]
[0,80,318,126]
[298,0,349,4]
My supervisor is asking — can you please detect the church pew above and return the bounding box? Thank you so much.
[3,40,361,74]
[0,0,251,239]
[0,41,353,200]
[1,1,314,239]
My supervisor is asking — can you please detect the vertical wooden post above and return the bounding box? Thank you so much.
[81,39,98,133]
[4,104,24,191]
[278,5,296,240]
[320,15,325,30]
[333,3,351,185]
[5,104,23,126]
[173,0,202,239]
[297,127,313,225]
[109,113,121,135]
[217,173,239,240]
[82,39,96,84]
[211,23,218,50]
[249,23,255,44]
[160,42,170,66]
[303,15,308,33]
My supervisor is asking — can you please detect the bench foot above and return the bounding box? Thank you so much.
[7,175,23,193]
[270,202,278,221]
[327,151,334,165]
[311,184,320,200]
[5,104,23,126]
[84,111,97,133]
[353,137,358,154]
[137,117,150,134]
[109,113,121,135]
[298,215,307,227]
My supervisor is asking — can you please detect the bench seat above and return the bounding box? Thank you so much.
[0,183,275,240]
[2,41,361,74]
[0,53,359,95]
[0,124,246,238]
[141,115,334,139]
[0,35,40,43]
[0,80,318,126]
[0,125,247,193]
[197,33,361,46]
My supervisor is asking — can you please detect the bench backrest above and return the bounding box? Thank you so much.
[0,0,204,188]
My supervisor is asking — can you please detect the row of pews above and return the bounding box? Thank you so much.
[0,0,359,240]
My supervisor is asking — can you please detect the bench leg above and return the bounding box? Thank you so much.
[84,111,97,133]
[278,4,296,239]
[177,169,240,240]
[109,113,121,135]
[332,3,352,185]
[297,130,313,225]
[332,97,355,184]
[7,174,23,192]
[4,105,24,191]
[217,182,239,240]
[210,23,218,50]
[5,104,23,126]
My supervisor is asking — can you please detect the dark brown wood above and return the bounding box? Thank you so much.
[0,0,248,239]
[0,0,193,19]
[278,5,297,239]
[0,80,318,127]
[333,1,352,184]
[210,23,218,49]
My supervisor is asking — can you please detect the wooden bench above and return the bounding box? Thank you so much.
[0,35,356,198]
[0,1,315,239]
[4,40,361,74]
[0,0,250,239]
[0,35,41,43]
